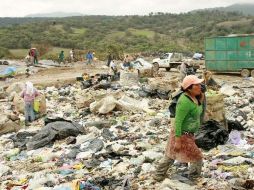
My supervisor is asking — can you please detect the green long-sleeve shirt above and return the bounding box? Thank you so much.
[59,52,64,61]
[175,94,203,137]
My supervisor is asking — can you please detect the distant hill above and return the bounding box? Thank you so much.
[192,3,254,16]
[25,12,83,17]
[0,10,253,55]
[221,3,254,15]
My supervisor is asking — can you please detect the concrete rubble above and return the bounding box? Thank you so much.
[0,67,254,190]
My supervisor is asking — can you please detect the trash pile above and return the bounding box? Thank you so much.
[78,73,121,90]
[0,80,170,190]
[139,77,179,100]
[0,75,254,190]
[222,84,254,130]
[0,67,16,79]
[194,81,254,190]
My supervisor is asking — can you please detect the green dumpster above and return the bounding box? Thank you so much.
[205,35,254,77]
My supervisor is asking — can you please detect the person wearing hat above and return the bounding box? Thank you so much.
[179,62,189,81]
[154,75,204,182]
[21,81,40,126]
[203,71,219,90]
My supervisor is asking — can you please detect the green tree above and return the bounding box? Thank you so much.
[0,47,11,58]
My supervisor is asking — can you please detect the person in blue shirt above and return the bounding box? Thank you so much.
[86,51,93,65]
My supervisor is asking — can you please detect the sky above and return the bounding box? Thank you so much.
[0,0,253,17]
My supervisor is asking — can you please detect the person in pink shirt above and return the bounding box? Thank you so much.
[21,81,39,126]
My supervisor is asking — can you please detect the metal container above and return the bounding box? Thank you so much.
[205,34,254,77]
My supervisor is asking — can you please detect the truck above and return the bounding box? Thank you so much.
[152,53,183,71]
[205,35,254,77]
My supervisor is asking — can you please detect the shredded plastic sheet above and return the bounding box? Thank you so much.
[0,66,16,78]
[90,95,155,114]
[228,130,247,145]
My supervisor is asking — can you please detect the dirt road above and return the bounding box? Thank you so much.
[165,68,244,84]
[1,62,108,88]
[0,61,248,89]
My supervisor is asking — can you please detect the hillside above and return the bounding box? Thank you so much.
[222,3,254,15]
[25,12,83,18]
[193,3,254,16]
[0,10,254,57]
[0,17,48,27]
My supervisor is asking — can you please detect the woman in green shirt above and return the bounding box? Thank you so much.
[154,75,204,181]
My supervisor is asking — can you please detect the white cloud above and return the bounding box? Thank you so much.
[0,0,253,17]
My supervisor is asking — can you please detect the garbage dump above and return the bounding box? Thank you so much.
[195,120,229,151]
[77,72,121,91]
[0,62,254,190]
[0,66,16,79]
[26,121,85,150]
[138,77,179,100]
[205,90,227,129]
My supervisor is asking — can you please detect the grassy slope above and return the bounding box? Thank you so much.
[129,28,155,38]
[9,49,28,58]
[10,47,71,58]
[72,28,86,34]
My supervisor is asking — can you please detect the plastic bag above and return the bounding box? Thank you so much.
[34,99,40,112]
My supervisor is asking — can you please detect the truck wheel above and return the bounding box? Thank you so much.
[3,61,9,65]
[241,69,250,77]
[166,68,171,71]
[153,63,159,72]
[251,70,254,77]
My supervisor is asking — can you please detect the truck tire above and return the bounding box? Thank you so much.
[3,61,9,65]
[241,69,250,77]
[153,62,159,72]
[251,70,254,77]
[166,68,171,71]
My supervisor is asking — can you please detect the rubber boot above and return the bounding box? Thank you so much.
[188,160,203,180]
[153,157,174,182]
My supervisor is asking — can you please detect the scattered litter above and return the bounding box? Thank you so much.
[0,62,254,190]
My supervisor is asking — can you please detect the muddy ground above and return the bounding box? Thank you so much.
[0,61,107,88]
[0,60,246,89]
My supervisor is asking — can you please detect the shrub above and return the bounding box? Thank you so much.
[0,47,11,59]
[31,42,53,57]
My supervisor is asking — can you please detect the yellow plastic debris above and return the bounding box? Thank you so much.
[19,178,28,184]
[218,165,249,173]
[72,180,80,190]
[34,99,40,113]
[73,163,84,170]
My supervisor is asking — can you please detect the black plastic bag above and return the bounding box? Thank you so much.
[168,90,183,118]
[195,120,228,151]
